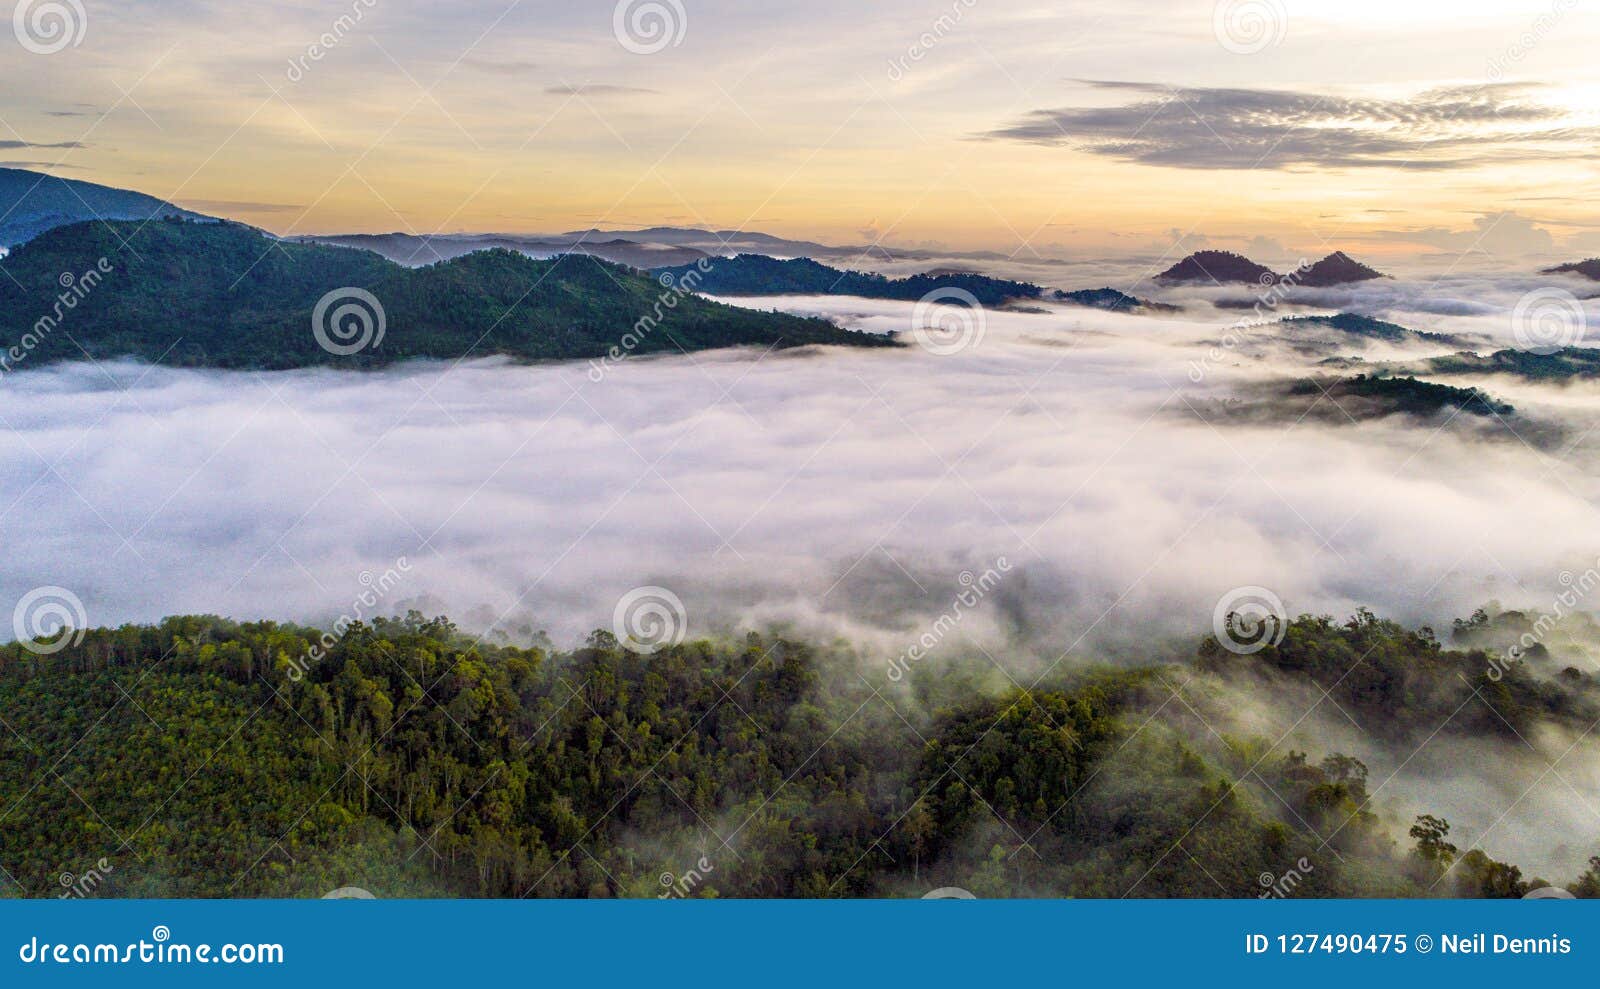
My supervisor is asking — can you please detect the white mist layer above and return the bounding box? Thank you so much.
[7,290,1600,873]
[3,295,1598,657]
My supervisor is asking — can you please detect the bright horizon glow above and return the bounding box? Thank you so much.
[0,0,1596,263]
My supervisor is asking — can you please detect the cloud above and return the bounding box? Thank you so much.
[0,161,86,170]
[3,291,1593,662]
[1374,211,1557,257]
[0,140,86,150]
[982,81,1595,171]
[545,84,658,97]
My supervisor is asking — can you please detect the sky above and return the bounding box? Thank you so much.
[1,0,1598,262]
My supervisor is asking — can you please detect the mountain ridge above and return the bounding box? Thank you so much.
[0,219,893,370]
[0,166,212,248]
[1156,249,1387,287]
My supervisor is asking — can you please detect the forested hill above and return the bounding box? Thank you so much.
[0,220,893,371]
[0,609,1591,899]
[651,253,1041,306]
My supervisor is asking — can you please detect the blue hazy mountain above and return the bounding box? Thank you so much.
[0,167,210,248]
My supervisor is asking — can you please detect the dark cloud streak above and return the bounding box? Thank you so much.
[982,81,1592,171]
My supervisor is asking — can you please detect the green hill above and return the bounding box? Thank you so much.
[0,220,893,371]
[0,609,1589,899]
[651,253,1040,306]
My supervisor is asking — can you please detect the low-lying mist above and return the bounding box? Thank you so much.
[4,293,1597,659]
[7,285,1600,874]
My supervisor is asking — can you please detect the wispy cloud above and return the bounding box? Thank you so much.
[0,140,87,150]
[982,81,1595,171]
[545,84,658,97]
[177,198,304,215]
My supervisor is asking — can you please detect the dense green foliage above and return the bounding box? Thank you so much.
[1052,287,1175,313]
[1282,374,1513,419]
[1279,313,1452,344]
[1418,347,1600,381]
[651,253,1040,305]
[0,220,892,371]
[0,608,1588,899]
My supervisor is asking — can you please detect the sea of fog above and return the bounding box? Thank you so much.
[5,282,1597,654]
[5,281,1600,872]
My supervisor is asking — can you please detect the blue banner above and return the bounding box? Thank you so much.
[1,899,1591,986]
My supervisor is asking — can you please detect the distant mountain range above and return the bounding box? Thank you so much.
[1278,313,1456,345]
[297,232,712,270]
[651,253,1040,305]
[1542,259,1600,281]
[0,220,891,371]
[1052,287,1176,314]
[1409,347,1600,381]
[1155,250,1386,287]
[562,226,1058,265]
[0,167,211,248]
